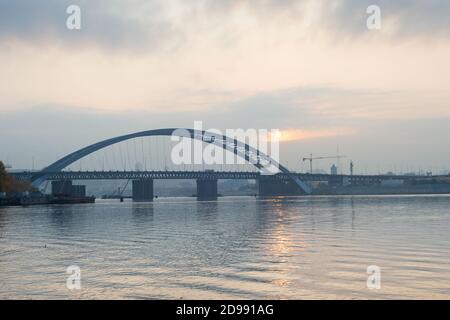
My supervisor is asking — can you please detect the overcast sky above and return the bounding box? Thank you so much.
[0,0,449,174]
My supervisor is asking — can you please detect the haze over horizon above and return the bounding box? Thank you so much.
[1,0,449,174]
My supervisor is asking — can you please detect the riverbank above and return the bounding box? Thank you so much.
[0,195,95,207]
[313,183,450,195]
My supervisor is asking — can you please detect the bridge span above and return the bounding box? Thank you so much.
[12,170,425,200]
[14,171,260,181]
[26,128,313,195]
[15,128,439,200]
[14,170,308,200]
[14,170,412,183]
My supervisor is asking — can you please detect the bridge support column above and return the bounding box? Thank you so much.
[132,179,154,202]
[51,180,87,197]
[196,179,218,201]
[51,180,73,196]
[257,176,304,196]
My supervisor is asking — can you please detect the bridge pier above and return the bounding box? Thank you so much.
[51,180,86,197]
[196,179,218,200]
[132,179,154,202]
[257,176,305,196]
[51,180,73,196]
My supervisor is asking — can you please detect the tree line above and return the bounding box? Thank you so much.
[0,161,34,194]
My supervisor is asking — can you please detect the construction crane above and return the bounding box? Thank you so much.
[302,154,346,174]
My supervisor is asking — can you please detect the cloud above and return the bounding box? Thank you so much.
[1,104,449,172]
[273,128,356,142]
[0,84,417,140]
[1,0,450,52]
[0,0,175,51]
[1,1,449,173]
[327,0,450,39]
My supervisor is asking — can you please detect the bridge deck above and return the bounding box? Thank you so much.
[13,171,260,181]
[12,170,440,182]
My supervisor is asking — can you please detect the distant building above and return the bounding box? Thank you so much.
[331,164,338,175]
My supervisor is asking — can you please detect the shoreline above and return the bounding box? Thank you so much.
[0,196,95,207]
[2,192,450,207]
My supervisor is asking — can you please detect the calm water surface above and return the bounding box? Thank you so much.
[1,195,450,299]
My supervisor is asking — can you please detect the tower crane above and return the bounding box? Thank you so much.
[302,154,346,174]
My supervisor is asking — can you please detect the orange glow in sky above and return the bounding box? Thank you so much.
[268,128,355,142]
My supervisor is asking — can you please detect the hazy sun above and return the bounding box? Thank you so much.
[268,128,355,142]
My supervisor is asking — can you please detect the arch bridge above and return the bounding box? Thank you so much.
[18,128,312,200]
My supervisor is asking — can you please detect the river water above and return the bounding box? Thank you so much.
[1,195,450,299]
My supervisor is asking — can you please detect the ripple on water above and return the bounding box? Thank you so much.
[1,196,450,299]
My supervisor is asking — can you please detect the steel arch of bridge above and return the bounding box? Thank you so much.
[30,128,312,194]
